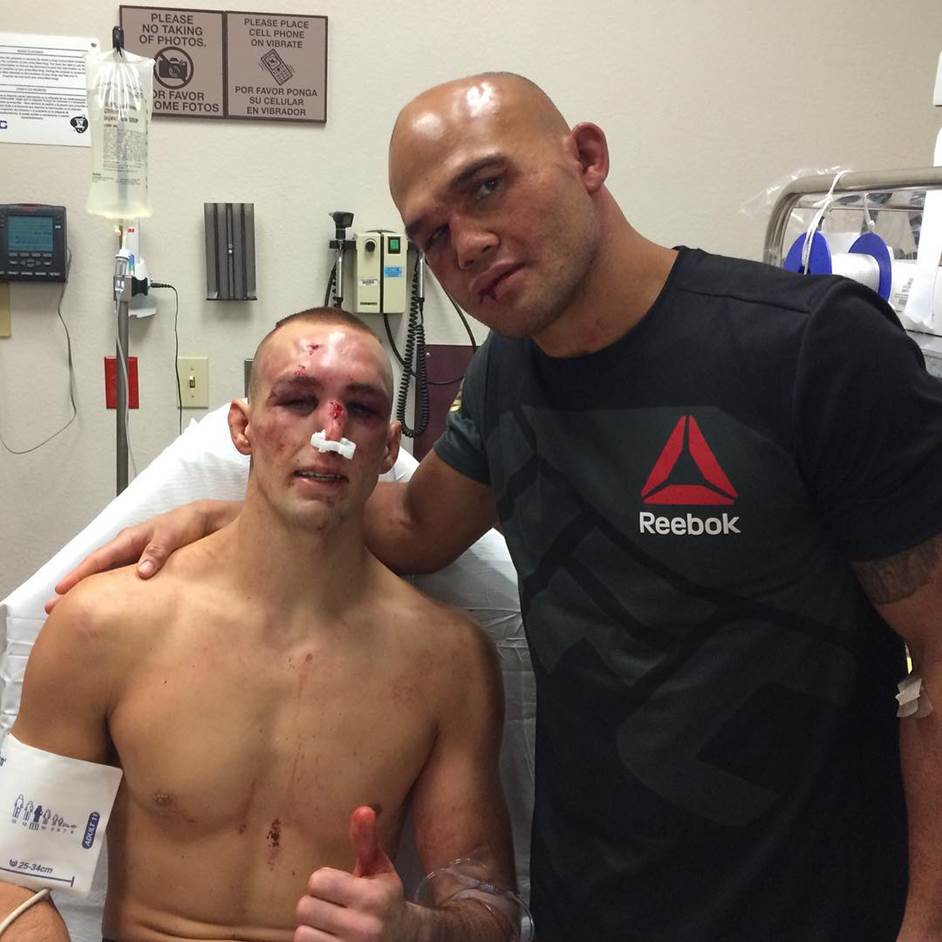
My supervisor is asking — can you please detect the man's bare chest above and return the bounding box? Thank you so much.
[107,635,437,839]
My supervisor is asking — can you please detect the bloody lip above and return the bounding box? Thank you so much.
[471,262,523,302]
[476,264,523,303]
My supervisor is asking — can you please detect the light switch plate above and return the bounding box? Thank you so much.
[177,356,209,408]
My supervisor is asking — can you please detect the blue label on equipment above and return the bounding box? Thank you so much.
[383,266,403,278]
[82,812,100,849]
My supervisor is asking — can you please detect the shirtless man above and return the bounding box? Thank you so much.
[5,308,515,942]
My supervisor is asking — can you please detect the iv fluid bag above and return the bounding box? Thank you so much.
[86,48,154,220]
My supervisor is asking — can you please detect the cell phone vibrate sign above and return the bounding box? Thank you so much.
[118,6,327,122]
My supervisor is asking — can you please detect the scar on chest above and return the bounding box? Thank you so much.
[267,817,281,848]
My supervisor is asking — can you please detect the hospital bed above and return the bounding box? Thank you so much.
[0,405,535,942]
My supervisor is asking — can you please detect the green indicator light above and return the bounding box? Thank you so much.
[389,237,401,252]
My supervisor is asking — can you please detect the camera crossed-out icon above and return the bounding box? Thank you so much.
[154,47,194,90]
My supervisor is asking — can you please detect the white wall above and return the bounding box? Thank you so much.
[1,0,940,598]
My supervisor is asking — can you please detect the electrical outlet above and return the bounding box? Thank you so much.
[177,356,209,408]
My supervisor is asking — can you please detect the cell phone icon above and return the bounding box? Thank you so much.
[260,49,294,85]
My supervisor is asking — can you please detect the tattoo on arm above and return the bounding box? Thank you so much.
[852,533,942,605]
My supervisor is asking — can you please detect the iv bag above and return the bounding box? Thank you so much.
[85,48,154,220]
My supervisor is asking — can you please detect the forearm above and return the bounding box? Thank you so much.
[365,455,498,573]
[365,482,458,573]
[898,643,942,939]
[0,884,69,942]
[409,898,516,942]
[197,498,242,532]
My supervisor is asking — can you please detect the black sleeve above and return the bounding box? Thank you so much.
[794,279,942,561]
[432,341,492,486]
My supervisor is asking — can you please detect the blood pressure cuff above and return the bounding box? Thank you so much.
[0,735,122,894]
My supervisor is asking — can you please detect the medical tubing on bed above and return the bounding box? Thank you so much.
[395,257,430,438]
[0,889,50,937]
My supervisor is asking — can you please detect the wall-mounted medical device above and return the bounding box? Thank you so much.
[326,210,356,308]
[204,202,257,300]
[0,204,67,282]
[355,229,407,314]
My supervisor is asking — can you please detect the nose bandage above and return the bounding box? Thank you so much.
[311,430,356,460]
[0,735,122,894]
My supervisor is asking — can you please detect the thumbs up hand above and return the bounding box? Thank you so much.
[350,804,396,879]
[295,806,411,942]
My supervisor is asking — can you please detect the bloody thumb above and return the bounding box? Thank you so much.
[350,805,393,877]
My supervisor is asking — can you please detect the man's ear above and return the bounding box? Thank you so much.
[228,398,252,455]
[566,122,609,195]
[381,420,402,474]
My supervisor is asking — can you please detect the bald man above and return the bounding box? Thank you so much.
[56,76,942,941]
[11,309,516,942]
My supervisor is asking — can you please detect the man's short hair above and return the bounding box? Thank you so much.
[247,307,384,404]
[272,306,374,337]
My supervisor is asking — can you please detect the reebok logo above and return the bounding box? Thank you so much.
[641,416,737,505]
[639,416,740,536]
[639,511,740,535]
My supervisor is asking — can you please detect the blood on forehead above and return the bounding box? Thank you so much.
[292,339,322,376]
[263,327,393,405]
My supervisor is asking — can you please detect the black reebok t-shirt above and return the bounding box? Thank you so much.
[435,248,942,941]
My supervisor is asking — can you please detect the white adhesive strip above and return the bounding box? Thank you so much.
[310,430,356,460]
[896,673,933,719]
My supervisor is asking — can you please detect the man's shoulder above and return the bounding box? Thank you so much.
[665,248,908,370]
[44,562,181,652]
[372,565,498,667]
[673,247,838,317]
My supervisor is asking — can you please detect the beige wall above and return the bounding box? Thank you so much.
[1,0,941,598]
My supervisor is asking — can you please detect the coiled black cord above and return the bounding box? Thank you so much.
[323,249,342,308]
[394,258,430,438]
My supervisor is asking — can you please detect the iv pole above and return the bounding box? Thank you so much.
[114,229,132,494]
[112,26,130,495]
